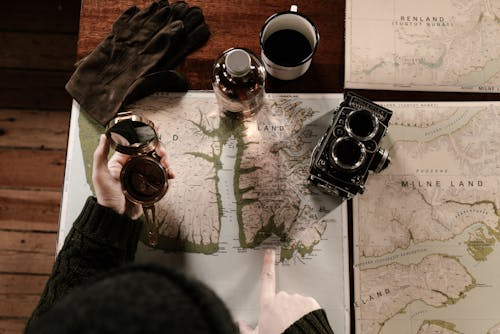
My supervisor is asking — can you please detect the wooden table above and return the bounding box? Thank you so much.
[76,0,500,101]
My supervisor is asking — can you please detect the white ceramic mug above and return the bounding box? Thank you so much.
[259,5,319,80]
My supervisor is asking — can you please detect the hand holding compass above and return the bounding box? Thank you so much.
[93,112,172,246]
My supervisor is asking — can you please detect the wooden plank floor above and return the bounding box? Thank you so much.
[0,1,80,332]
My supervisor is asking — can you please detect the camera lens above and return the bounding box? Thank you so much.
[331,137,366,170]
[346,109,379,140]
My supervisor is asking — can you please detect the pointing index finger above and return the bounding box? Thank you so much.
[260,248,276,304]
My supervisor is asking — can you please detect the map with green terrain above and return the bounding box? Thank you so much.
[353,101,500,334]
[70,92,350,332]
[78,92,344,261]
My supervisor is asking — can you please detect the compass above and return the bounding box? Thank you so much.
[121,155,168,205]
[106,112,169,246]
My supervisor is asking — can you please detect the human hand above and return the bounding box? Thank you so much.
[92,134,173,219]
[238,249,321,334]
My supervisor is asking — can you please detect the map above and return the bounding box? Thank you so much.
[345,0,500,92]
[60,92,350,333]
[352,102,500,333]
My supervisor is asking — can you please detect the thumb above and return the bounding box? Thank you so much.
[237,320,257,334]
[92,134,110,178]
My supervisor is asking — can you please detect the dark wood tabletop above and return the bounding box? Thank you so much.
[77,0,500,101]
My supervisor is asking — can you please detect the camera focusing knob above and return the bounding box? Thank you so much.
[334,126,345,136]
[373,149,390,173]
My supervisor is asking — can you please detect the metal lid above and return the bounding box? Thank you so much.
[225,48,251,77]
[105,112,158,156]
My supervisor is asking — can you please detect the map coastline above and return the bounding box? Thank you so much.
[345,0,500,92]
[353,101,500,333]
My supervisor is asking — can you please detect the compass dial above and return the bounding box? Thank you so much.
[121,156,168,205]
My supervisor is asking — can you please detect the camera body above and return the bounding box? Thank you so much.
[308,92,393,198]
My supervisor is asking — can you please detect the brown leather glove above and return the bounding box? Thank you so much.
[66,1,210,125]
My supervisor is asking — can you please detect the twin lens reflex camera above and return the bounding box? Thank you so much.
[308,92,393,198]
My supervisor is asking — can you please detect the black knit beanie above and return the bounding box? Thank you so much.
[26,264,238,334]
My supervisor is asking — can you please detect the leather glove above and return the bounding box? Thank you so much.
[123,70,188,106]
[66,1,210,125]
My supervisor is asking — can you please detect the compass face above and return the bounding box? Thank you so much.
[121,156,168,205]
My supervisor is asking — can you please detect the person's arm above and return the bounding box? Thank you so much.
[284,309,333,333]
[27,197,142,325]
[238,249,334,334]
[26,135,172,328]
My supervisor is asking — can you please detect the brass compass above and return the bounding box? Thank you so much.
[106,112,168,246]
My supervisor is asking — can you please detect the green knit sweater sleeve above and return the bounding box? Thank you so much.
[284,309,334,334]
[26,197,142,328]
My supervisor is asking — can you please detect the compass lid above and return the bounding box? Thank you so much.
[105,112,158,155]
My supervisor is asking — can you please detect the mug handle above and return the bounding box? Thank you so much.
[290,4,298,12]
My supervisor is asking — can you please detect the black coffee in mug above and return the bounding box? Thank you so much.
[263,29,313,67]
[260,5,319,80]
